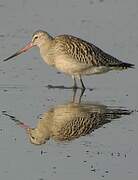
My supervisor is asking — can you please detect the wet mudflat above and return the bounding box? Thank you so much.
[0,0,138,180]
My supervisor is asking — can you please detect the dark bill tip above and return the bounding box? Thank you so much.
[3,52,21,62]
[1,42,34,62]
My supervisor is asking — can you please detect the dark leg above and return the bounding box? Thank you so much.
[72,88,77,102]
[72,76,77,89]
[79,75,86,90]
[78,88,85,103]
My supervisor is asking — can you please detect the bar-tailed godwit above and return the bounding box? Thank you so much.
[3,30,135,89]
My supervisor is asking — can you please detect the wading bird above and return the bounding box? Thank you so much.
[2,30,135,89]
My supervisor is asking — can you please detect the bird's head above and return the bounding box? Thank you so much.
[31,30,53,47]
[2,30,53,62]
[27,127,50,145]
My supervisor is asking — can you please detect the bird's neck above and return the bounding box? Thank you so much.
[39,38,56,66]
[39,36,53,51]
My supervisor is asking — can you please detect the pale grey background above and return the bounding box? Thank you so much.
[0,0,137,180]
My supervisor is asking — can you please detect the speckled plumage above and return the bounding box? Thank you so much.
[54,35,124,66]
[27,102,131,145]
[34,31,134,88]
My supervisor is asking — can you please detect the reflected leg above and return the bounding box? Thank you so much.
[78,88,85,103]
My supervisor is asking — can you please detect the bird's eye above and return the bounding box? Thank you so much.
[34,36,38,40]
[30,135,35,140]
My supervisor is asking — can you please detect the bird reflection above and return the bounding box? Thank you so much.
[2,91,132,145]
[27,102,131,145]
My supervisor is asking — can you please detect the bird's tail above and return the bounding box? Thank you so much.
[110,62,135,69]
[119,62,135,69]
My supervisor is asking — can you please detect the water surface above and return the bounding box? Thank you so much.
[0,0,137,180]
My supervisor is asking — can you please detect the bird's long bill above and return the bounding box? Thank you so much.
[2,42,34,62]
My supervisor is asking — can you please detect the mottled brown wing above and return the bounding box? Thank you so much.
[57,35,134,68]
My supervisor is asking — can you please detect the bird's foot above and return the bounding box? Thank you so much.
[46,84,77,89]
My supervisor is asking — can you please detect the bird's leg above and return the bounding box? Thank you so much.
[78,88,85,103]
[79,75,86,90]
[72,75,77,89]
[72,88,77,103]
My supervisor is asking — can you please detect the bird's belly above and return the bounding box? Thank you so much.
[54,57,85,75]
[55,57,110,75]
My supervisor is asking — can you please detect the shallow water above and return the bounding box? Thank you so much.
[0,0,138,180]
